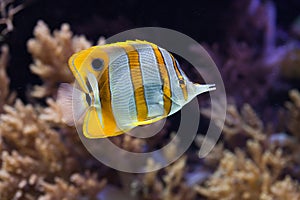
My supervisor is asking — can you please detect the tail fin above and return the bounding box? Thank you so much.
[194,83,216,95]
[57,83,89,126]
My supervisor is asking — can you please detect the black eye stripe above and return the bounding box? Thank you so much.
[91,58,104,70]
[85,78,93,92]
[85,93,91,106]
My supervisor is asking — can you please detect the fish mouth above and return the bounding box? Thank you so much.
[207,84,216,91]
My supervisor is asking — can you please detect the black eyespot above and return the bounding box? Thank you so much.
[179,79,185,85]
[91,58,104,71]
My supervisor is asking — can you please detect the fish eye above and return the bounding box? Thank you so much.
[91,58,104,71]
[179,79,185,85]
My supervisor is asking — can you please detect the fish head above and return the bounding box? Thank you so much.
[68,46,109,93]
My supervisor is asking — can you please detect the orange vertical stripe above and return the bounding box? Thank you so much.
[121,44,148,121]
[150,45,172,116]
[170,54,188,101]
[99,66,119,135]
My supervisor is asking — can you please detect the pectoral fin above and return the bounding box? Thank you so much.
[57,83,89,126]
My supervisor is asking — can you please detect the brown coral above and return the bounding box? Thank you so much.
[195,140,296,200]
[285,89,300,138]
[1,20,109,199]
[27,20,92,98]
[0,45,15,112]
[0,99,72,171]
[197,97,300,199]
[0,99,106,200]
[202,103,266,144]
[0,0,24,37]
[223,103,266,141]
[0,45,9,111]
[267,176,300,200]
[38,173,106,200]
[137,156,196,200]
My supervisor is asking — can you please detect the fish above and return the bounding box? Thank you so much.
[57,40,216,138]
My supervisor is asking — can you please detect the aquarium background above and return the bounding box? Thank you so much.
[1,0,300,199]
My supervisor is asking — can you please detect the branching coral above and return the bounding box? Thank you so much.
[285,89,300,138]
[223,103,266,141]
[110,134,146,153]
[0,20,110,199]
[0,99,72,171]
[136,156,196,200]
[0,150,42,200]
[162,157,196,200]
[195,140,297,200]
[0,45,15,112]
[38,173,106,200]
[195,135,224,168]
[266,176,300,200]
[198,90,300,199]
[0,0,24,38]
[197,89,300,199]
[202,102,266,144]
[0,99,106,200]
[0,45,9,111]
[39,98,64,125]
[27,20,92,98]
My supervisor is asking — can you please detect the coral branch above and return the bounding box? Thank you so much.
[27,21,92,98]
[195,140,294,200]
[202,103,266,143]
[0,98,106,199]
[0,45,9,111]
[285,90,300,138]
[0,0,24,37]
